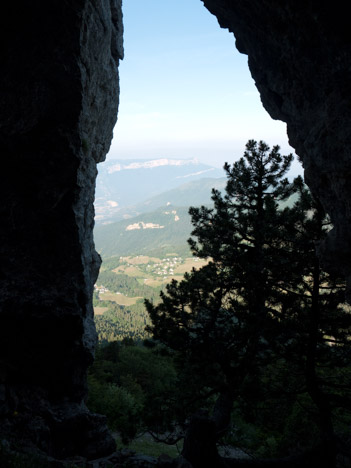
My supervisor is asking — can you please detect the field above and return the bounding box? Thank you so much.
[94,306,109,315]
[100,291,143,306]
[143,277,178,288]
[98,255,209,296]
[173,257,208,274]
[94,254,209,341]
[113,265,146,278]
[120,255,161,265]
[113,255,208,281]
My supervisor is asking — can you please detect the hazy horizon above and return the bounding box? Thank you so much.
[106,0,303,177]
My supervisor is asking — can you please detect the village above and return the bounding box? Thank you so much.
[94,254,206,300]
[145,256,182,279]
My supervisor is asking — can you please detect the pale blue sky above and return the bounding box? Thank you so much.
[108,0,302,175]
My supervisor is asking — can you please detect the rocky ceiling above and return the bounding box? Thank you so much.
[202,0,351,285]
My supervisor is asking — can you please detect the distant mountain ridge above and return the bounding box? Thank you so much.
[95,176,226,225]
[95,157,224,224]
[137,177,226,213]
[93,165,299,258]
[105,157,209,173]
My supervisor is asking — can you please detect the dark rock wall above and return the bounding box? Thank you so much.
[0,0,123,459]
[201,0,351,282]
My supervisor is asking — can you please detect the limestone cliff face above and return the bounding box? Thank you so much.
[202,0,351,283]
[0,0,123,459]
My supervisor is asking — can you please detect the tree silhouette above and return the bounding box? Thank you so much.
[146,141,350,466]
[146,140,298,466]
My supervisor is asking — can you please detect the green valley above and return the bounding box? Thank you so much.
[94,253,208,342]
[93,193,298,342]
[94,206,193,258]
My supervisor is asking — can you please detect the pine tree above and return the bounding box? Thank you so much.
[271,184,351,466]
[145,140,298,466]
[145,141,351,465]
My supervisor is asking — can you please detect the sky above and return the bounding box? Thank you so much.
[107,0,302,176]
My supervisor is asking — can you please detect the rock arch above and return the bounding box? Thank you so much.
[202,0,351,283]
[0,0,350,460]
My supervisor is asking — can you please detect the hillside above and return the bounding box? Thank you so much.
[94,254,209,342]
[134,177,226,214]
[94,206,194,258]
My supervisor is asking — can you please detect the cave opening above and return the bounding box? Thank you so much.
[93,0,304,340]
[90,0,308,462]
[1,0,351,465]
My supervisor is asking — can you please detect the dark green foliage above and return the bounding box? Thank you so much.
[0,443,54,468]
[92,290,100,306]
[87,341,177,443]
[145,140,351,462]
[146,140,296,406]
[89,140,351,462]
[97,271,156,298]
[268,185,351,462]
[94,270,163,342]
[94,303,152,342]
